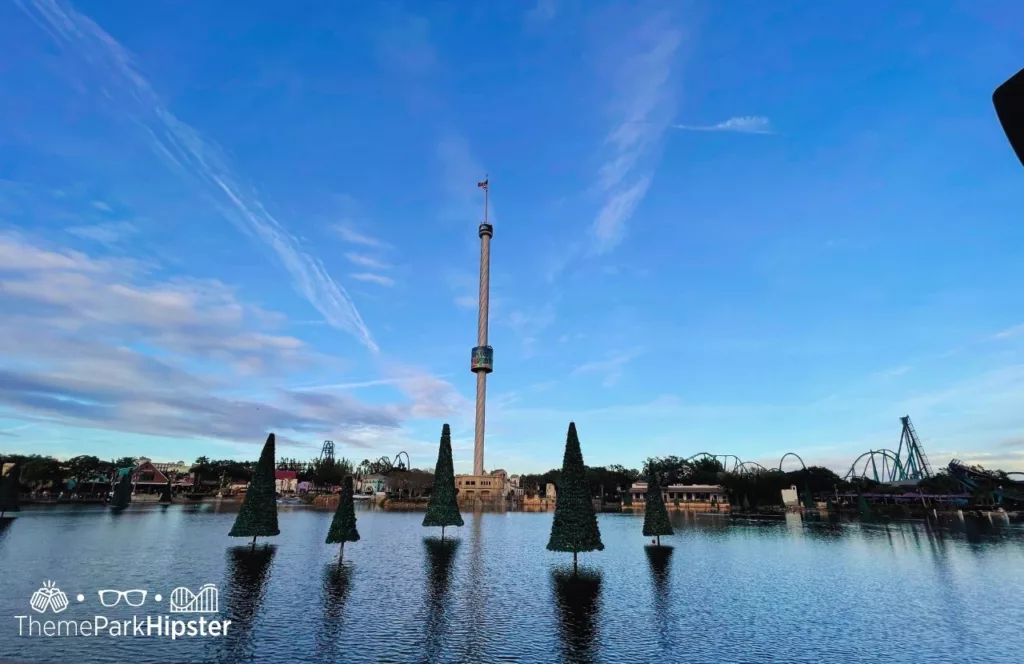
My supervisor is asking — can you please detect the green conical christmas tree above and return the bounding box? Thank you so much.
[326,476,360,561]
[857,494,872,520]
[0,461,21,518]
[229,433,280,546]
[547,422,604,573]
[109,469,132,510]
[159,477,173,504]
[802,485,815,510]
[642,469,673,546]
[423,423,463,539]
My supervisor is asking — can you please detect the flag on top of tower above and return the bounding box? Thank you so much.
[477,178,488,190]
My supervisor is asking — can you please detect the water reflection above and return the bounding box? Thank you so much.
[645,545,672,652]
[0,517,12,544]
[464,511,485,662]
[551,570,602,664]
[1,509,1022,664]
[316,564,352,662]
[422,537,461,663]
[218,545,277,662]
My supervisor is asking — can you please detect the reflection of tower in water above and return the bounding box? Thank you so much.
[218,545,277,662]
[463,510,486,661]
[422,537,461,662]
[551,570,602,664]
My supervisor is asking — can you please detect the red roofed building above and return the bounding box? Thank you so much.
[132,460,171,494]
[275,470,298,494]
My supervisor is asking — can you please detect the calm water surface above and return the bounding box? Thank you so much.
[1,505,1022,663]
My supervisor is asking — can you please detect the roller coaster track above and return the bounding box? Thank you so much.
[843,416,934,483]
[672,416,1022,483]
[674,454,801,476]
[948,460,1024,503]
[364,452,411,475]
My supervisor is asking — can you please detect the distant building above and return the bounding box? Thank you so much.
[274,470,298,494]
[455,473,502,500]
[357,475,389,496]
[629,481,726,506]
[150,460,191,476]
[131,460,172,495]
[545,483,557,500]
[781,485,799,507]
[507,474,524,498]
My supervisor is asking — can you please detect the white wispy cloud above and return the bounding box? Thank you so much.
[18,0,378,353]
[333,222,389,249]
[507,303,557,355]
[344,252,390,270]
[90,200,112,212]
[992,324,1024,340]
[673,116,775,134]
[66,221,136,244]
[454,295,477,309]
[351,272,395,287]
[290,377,407,392]
[0,233,475,458]
[571,347,646,387]
[590,14,681,254]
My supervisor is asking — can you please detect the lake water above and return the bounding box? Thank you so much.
[1,504,1022,663]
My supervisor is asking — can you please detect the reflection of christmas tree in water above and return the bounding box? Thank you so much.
[422,538,460,663]
[315,564,352,662]
[552,570,602,664]
[218,545,277,661]
[645,545,673,651]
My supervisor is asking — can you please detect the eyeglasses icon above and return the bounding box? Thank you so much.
[97,589,147,607]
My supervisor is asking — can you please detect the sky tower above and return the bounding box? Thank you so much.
[470,177,494,476]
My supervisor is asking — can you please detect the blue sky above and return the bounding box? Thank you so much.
[2,0,1024,475]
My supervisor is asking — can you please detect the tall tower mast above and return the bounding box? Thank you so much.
[470,176,494,476]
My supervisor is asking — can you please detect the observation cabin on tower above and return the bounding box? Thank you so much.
[471,345,493,373]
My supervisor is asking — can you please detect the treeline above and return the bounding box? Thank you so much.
[0,454,138,492]
[0,453,361,493]
[519,465,639,499]
[519,455,983,507]
[200,455,356,488]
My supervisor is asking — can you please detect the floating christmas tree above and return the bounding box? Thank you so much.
[803,485,815,511]
[109,469,132,510]
[547,422,604,574]
[642,469,673,546]
[229,433,280,547]
[0,461,21,518]
[857,493,873,520]
[326,476,360,561]
[159,477,173,504]
[422,423,464,540]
